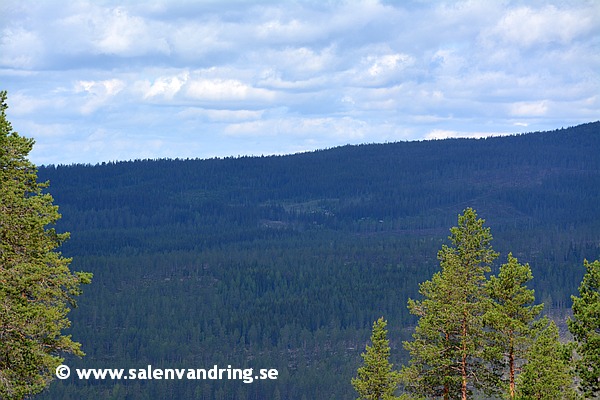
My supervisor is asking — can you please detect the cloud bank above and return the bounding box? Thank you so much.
[1,0,599,164]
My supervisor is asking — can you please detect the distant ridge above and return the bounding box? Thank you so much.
[37,121,600,400]
[41,120,600,167]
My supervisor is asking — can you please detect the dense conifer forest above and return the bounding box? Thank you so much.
[35,122,600,399]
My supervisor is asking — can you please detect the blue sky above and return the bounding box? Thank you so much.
[1,0,599,165]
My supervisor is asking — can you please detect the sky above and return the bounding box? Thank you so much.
[1,0,599,165]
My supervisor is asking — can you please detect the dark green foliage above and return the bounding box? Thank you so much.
[0,91,92,399]
[485,254,544,399]
[401,215,578,400]
[30,122,600,399]
[516,320,577,400]
[401,209,498,399]
[568,259,600,398]
[352,317,401,400]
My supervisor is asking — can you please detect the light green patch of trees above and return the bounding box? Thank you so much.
[354,208,599,400]
[352,317,401,400]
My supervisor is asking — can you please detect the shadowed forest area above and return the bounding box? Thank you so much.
[34,122,599,399]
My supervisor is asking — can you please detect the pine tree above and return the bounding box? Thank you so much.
[516,320,577,400]
[485,253,544,399]
[568,259,600,398]
[0,91,92,399]
[352,317,401,400]
[401,208,498,400]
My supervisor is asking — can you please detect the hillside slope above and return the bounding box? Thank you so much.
[38,122,600,399]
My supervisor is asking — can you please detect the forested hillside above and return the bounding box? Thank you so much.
[37,122,600,399]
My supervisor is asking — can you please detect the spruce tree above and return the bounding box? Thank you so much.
[568,259,600,398]
[0,91,92,399]
[485,253,544,399]
[401,208,498,400]
[352,317,401,400]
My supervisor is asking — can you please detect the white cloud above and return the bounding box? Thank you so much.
[185,78,276,103]
[255,18,309,42]
[74,79,126,114]
[483,4,598,49]
[223,116,368,141]
[425,129,511,140]
[344,47,416,88]
[6,92,62,116]
[178,107,264,122]
[140,71,189,100]
[252,46,337,80]
[168,20,229,60]
[431,49,467,76]
[12,120,72,139]
[1,0,599,165]
[257,70,328,90]
[0,28,44,69]
[509,101,549,117]
[367,53,414,77]
[95,7,156,55]
[58,4,170,57]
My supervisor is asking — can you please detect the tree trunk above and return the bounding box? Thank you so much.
[444,331,450,400]
[509,333,515,400]
[461,315,468,400]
